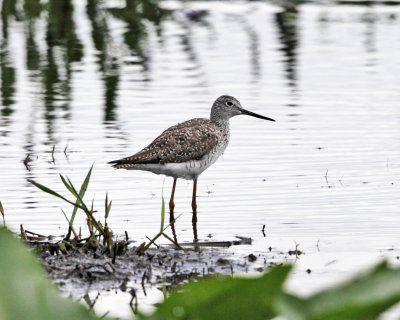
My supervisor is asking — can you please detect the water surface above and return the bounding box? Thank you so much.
[1,0,400,318]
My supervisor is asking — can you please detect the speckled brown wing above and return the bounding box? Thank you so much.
[109,118,219,168]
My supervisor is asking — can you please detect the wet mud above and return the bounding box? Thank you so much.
[29,237,285,296]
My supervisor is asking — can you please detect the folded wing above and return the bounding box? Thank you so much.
[109,118,219,168]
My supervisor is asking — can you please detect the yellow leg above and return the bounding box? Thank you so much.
[169,178,178,243]
[192,178,198,242]
[191,178,197,212]
[169,178,177,213]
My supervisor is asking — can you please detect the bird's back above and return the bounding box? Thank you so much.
[109,118,228,169]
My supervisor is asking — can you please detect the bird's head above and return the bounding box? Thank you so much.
[210,95,275,123]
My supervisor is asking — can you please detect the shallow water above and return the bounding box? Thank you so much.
[1,0,400,318]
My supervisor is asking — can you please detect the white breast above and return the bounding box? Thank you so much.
[127,142,228,180]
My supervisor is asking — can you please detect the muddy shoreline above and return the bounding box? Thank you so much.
[29,236,289,297]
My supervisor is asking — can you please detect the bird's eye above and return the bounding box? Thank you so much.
[226,101,233,107]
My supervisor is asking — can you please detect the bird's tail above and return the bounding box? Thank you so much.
[108,159,135,169]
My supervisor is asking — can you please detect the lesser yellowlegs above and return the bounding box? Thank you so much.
[109,95,275,214]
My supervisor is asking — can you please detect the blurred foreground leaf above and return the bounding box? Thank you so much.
[149,264,292,320]
[0,227,106,320]
[0,201,4,223]
[277,261,400,320]
[147,260,400,320]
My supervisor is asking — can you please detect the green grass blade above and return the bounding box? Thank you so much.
[61,209,78,239]
[70,165,93,226]
[107,201,112,217]
[27,179,84,210]
[160,195,165,233]
[105,193,112,220]
[162,284,167,300]
[63,175,89,213]
[105,193,108,220]
[29,176,104,237]
[59,174,74,195]
[105,200,112,220]
[163,213,182,232]
[67,177,80,197]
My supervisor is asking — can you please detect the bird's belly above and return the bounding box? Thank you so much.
[128,146,226,180]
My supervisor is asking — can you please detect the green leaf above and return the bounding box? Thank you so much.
[0,201,4,223]
[277,261,400,320]
[30,168,103,239]
[160,196,165,233]
[70,165,93,226]
[107,200,112,218]
[67,177,80,199]
[59,174,75,196]
[105,192,112,220]
[150,264,292,320]
[64,176,89,213]
[61,209,78,239]
[58,242,67,253]
[0,227,106,320]
[27,179,84,210]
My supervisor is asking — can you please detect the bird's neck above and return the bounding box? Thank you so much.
[211,118,230,134]
[210,106,231,123]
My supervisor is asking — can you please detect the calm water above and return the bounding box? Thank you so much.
[1,0,400,317]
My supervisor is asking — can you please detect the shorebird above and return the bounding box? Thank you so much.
[109,95,275,214]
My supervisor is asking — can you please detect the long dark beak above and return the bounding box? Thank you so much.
[241,108,275,122]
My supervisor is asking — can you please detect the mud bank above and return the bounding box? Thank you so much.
[30,237,288,296]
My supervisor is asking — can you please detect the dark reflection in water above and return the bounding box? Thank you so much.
[0,0,170,134]
[1,0,16,39]
[87,0,120,122]
[1,0,398,142]
[0,42,15,120]
[274,5,299,91]
[0,0,305,136]
[175,11,210,90]
[275,4,301,125]
[25,2,41,72]
[43,0,83,128]
[362,10,378,69]
[0,0,17,130]
[90,0,170,121]
[235,15,261,83]
[107,1,169,72]
[19,0,84,140]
